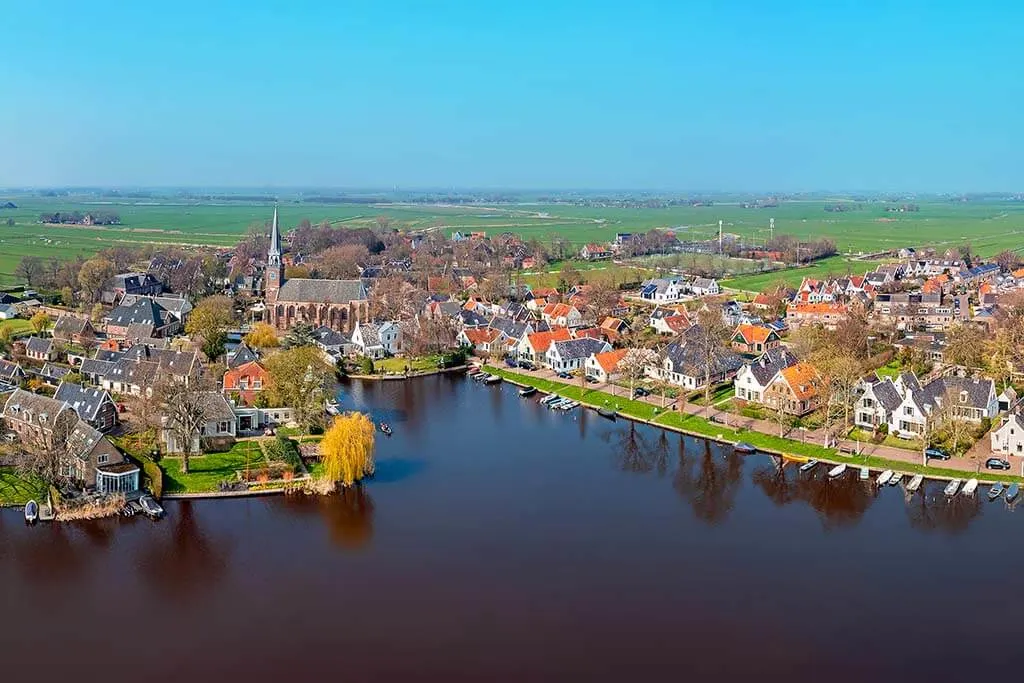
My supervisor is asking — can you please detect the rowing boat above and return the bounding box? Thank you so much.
[906,474,924,493]
[944,479,961,496]
[877,470,893,486]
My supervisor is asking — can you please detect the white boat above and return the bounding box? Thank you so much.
[799,459,818,473]
[828,464,847,479]
[540,394,560,405]
[548,398,569,409]
[559,401,579,411]
[944,479,961,496]
[989,482,1005,501]
[961,478,979,496]
[518,387,537,397]
[484,375,502,384]
[906,474,924,493]
[888,473,903,487]
[859,466,870,481]
[139,495,165,518]
[24,500,38,524]
[877,470,893,486]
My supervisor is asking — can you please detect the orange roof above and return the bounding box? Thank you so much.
[787,302,847,315]
[664,314,691,333]
[223,361,268,387]
[525,327,572,353]
[600,316,624,331]
[979,282,994,294]
[542,302,574,318]
[584,243,609,252]
[532,287,559,297]
[734,324,775,345]
[573,327,604,339]
[777,363,821,400]
[592,349,628,373]
[1013,268,1024,279]
[462,328,502,344]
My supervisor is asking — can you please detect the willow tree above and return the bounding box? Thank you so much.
[320,412,376,487]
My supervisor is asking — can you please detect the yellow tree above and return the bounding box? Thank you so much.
[320,412,376,487]
[29,311,51,334]
[243,321,279,349]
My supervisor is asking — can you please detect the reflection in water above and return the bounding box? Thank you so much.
[673,438,742,524]
[752,461,875,529]
[14,523,94,583]
[273,486,376,550]
[906,487,983,534]
[138,501,229,602]
[608,422,655,474]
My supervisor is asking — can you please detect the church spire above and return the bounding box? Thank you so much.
[268,203,281,265]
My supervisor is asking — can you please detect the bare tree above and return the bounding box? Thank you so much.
[619,348,658,398]
[156,376,215,474]
[369,275,423,321]
[692,307,733,412]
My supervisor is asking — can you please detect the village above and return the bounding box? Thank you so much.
[2,206,1024,520]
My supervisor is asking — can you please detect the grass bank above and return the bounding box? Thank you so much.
[160,440,268,494]
[0,467,46,506]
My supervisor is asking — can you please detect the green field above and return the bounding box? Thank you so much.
[720,255,866,293]
[0,194,1022,287]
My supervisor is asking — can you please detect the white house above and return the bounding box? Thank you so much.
[541,303,583,329]
[991,414,1024,456]
[733,348,798,404]
[640,278,687,303]
[584,349,627,383]
[690,278,720,297]
[647,330,743,390]
[546,338,611,373]
[853,376,904,430]
[351,321,402,359]
[160,392,238,454]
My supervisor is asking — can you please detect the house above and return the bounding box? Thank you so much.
[231,404,296,434]
[160,391,238,454]
[119,294,193,324]
[690,277,720,297]
[647,326,743,390]
[101,271,163,305]
[311,325,353,358]
[640,278,687,303]
[0,358,25,384]
[222,361,270,406]
[0,303,17,320]
[584,348,628,383]
[458,327,506,355]
[2,388,137,493]
[52,315,96,346]
[764,363,823,416]
[39,363,72,386]
[580,243,612,261]
[54,382,118,431]
[733,348,798,404]
[541,303,583,329]
[351,321,401,359]
[854,375,904,430]
[997,387,1018,413]
[24,336,56,362]
[730,324,781,355]
[649,306,691,335]
[517,328,573,366]
[991,414,1024,456]
[598,316,629,342]
[226,342,260,369]
[104,297,180,338]
[887,374,997,439]
[95,346,200,397]
[785,302,848,330]
[546,338,612,373]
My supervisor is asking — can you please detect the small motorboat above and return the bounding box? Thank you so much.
[540,394,560,405]
[734,442,757,454]
[989,482,1005,501]
[325,400,340,416]
[139,495,164,519]
[484,374,502,385]
[596,407,617,420]
[906,474,924,493]
[799,459,818,473]
[961,478,979,497]
[472,372,488,382]
[24,500,38,524]
[467,367,480,375]
[877,470,893,486]
[519,386,537,397]
[548,398,568,409]
[828,463,847,479]
[859,466,870,481]
[559,401,579,411]
[888,473,903,487]
[1006,483,1020,502]
[379,422,393,435]
[944,479,961,496]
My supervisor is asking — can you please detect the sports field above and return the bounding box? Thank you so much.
[0,194,1021,285]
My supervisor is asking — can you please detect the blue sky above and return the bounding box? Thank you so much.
[1,1,1021,191]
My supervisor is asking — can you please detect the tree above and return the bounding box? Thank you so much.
[985,328,1016,391]
[619,348,657,398]
[281,321,317,349]
[15,256,43,286]
[692,307,733,412]
[60,286,74,306]
[582,277,623,323]
[944,324,985,368]
[156,376,215,474]
[16,406,77,486]
[369,275,422,321]
[995,250,1021,271]
[78,257,116,303]
[0,325,12,351]
[243,322,279,349]
[319,412,376,487]
[90,303,105,323]
[265,346,333,434]
[558,262,583,291]
[185,295,235,361]
[318,244,369,278]
[29,311,50,334]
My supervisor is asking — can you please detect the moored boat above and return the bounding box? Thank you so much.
[379,422,393,435]
[989,482,1005,501]
[596,407,617,420]
[518,387,537,397]
[888,473,902,487]
[484,374,502,384]
[1007,483,1020,502]
[24,500,38,524]
[798,459,818,473]
[828,463,847,479]
[559,401,579,411]
[859,466,870,481]
[906,474,924,493]
[734,442,757,454]
[139,495,164,519]
[944,479,961,496]
[877,470,893,486]
[961,478,979,496]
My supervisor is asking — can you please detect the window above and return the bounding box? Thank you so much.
[218,421,230,434]
[905,406,913,416]
[98,454,108,465]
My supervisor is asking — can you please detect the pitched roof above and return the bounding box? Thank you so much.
[550,337,608,361]
[462,327,503,345]
[25,337,52,355]
[276,278,367,303]
[311,326,348,348]
[356,323,382,347]
[40,363,72,381]
[733,324,776,345]
[54,382,113,422]
[52,315,92,338]
[592,348,628,373]
[106,297,171,328]
[226,342,259,368]
[744,347,798,385]
[524,327,572,353]
[776,363,822,400]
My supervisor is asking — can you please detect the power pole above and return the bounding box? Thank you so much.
[769,217,775,241]
[718,220,723,255]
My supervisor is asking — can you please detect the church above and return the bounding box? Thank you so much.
[264,206,370,332]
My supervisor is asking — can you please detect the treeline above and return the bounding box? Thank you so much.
[39,211,121,225]
[764,235,837,263]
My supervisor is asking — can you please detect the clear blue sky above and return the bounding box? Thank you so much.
[1,1,1021,191]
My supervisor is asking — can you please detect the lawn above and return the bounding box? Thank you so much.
[375,355,442,374]
[0,319,33,337]
[0,467,46,506]
[160,440,268,494]
[720,255,865,293]
[875,360,903,379]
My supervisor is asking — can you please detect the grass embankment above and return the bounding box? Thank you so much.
[160,440,268,494]
[485,366,1024,485]
[0,319,33,337]
[375,355,442,374]
[0,467,46,506]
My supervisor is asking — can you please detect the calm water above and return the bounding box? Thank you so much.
[1,374,1020,681]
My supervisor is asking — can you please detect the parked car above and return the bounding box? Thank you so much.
[556,371,572,379]
[986,458,1011,471]
[633,387,650,398]
[517,360,536,371]
[924,448,950,461]
[504,358,518,368]
[585,375,599,384]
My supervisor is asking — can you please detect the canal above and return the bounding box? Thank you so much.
[0,374,1015,681]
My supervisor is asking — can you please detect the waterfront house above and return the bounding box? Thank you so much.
[854,375,903,430]
[887,373,997,439]
[546,338,612,373]
[517,327,572,367]
[647,327,743,390]
[351,321,401,359]
[730,324,780,355]
[160,391,237,454]
[584,348,628,383]
[991,414,1024,455]
[24,336,56,363]
[311,325,353,358]
[54,381,118,432]
[733,348,798,404]
[458,327,506,355]
[52,315,96,347]
[222,361,270,406]
[764,363,823,416]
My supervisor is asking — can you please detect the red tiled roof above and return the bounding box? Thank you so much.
[592,348,628,373]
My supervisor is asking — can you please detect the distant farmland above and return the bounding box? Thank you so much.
[0,195,1021,285]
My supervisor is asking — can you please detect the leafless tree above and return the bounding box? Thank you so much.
[156,376,216,474]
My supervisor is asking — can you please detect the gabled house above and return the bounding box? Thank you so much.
[991,414,1024,456]
[887,374,998,439]
[54,381,118,432]
[311,325,353,358]
[785,302,848,330]
[541,303,583,329]
[640,278,687,303]
[546,338,612,373]
[24,336,56,363]
[598,316,629,342]
[649,306,691,335]
[585,348,628,383]
[854,375,904,430]
[39,363,72,386]
[0,358,25,385]
[690,277,720,297]
[764,362,823,416]
[104,297,180,339]
[458,327,506,355]
[226,342,260,369]
[351,321,401,359]
[730,324,780,355]
[733,348,798,404]
[517,328,573,366]
[222,361,270,406]
[160,391,237,454]
[580,243,612,261]
[646,327,743,390]
[101,271,163,305]
[52,315,96,347]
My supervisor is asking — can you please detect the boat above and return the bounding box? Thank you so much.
[484,374,502,384]
[828,463,847,479]
[783,453,809,464]
[518,387,537,397]
[799,459,818,473]
[540,394,560,405]
[888,473,902,487]
[548,398,568,409]
[907,474,924,493]
[379,422,393,435]
[944,479,961,496]
[961,478,979,496]
[325,399,340,416]
[734,442,757,454]
[859,466,870,481]
[559,401,579,411]
[989,482,1005,501]
[877,470,893,486]
[1007,483,1020,502]
[139,495,164,519]
[467,366,481,375]
[24,500,38,524]
[596,407,617,420]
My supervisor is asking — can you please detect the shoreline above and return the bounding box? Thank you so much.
[346,364,468,381]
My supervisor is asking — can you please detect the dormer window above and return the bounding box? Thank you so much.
[960,391,968,404]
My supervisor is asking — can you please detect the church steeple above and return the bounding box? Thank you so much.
[268,203,282,266]
[265,204,284,309]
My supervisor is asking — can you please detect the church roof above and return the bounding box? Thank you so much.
[276,278,368,304]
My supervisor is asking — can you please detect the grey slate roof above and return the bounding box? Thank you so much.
[106,358,159,388]
[550,337,608,361]
[52,315,92,339]
[921,376,994,411]
[55,382,113,422]
[79,358,114,379]
[664,333,744,377]
[40,363,72,382]
[0,359,23,381]
[119,294,193,318]
[25,337,52,355]
[356,323,381,347]
[276,278,367,304]
[312,325,348,348]
[122,346,199,377]
[106,297,171,328]
[746,347,798,385]
[870,378,903,411]
[226,343,259,368]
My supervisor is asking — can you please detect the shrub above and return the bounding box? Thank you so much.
[265,434,302,469]
[358,356,374,374]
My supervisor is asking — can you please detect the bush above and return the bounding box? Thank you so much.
[357,356,374,374]
[265,434,302,469]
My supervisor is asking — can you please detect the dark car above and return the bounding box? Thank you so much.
[925,448,950,461]
[556,371,572,379]
[585,375,599,383]
[517,360,536,371]
[505,358,518,368]
[633,387,650,398]
[986,458,1011,471]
